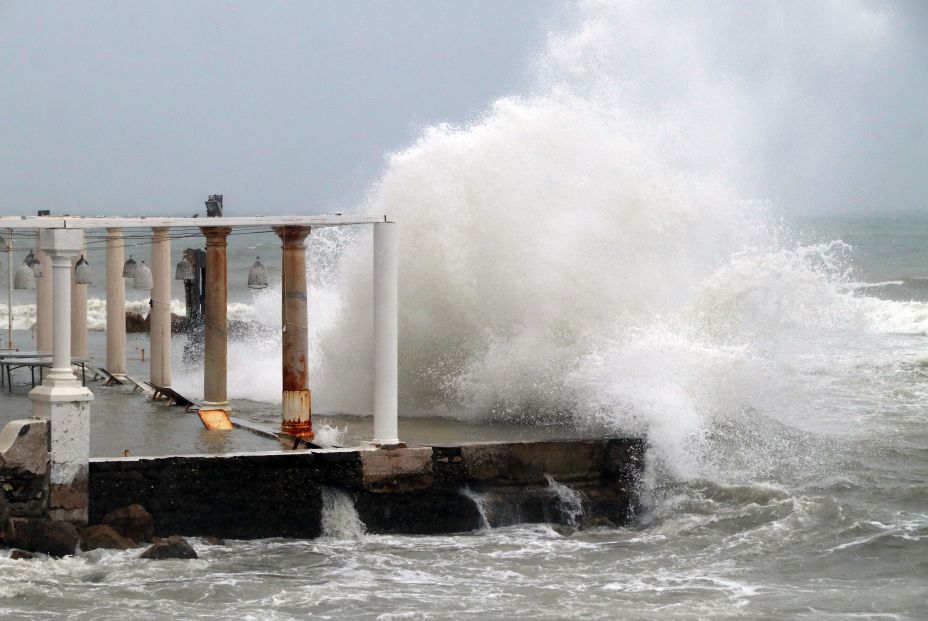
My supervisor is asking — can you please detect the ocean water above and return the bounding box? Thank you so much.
[3,2,928,618]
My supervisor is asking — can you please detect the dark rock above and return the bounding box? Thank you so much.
[80,524,135,551]
[140,535,198,560]
[125,312,149,333]
[4,518,78,557]
[550,524,577,537]
[102,504,154,543]
[202,535,225,545]
[579,516,617,530]
[10,549,35,560]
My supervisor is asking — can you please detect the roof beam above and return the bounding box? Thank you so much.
[0,215,390,229]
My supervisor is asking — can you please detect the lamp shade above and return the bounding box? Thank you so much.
[123,255,137,278]
[74,255,92,285]
[247,257,268,289]
[14,263,35,289]
[133,260,153,289]
[175,257,194,281]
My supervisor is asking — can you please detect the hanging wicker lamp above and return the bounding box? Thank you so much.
[175,256,194,281]
[123,255,137,278]
[14,262,35,289]
[74,255,92,285]
[133,260,153,289]
[247,257,268,289]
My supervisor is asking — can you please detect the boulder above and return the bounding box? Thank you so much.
[80,524,135,551]
[140,535,197,560]
[125,311,149,333]
[579,516,617,530]
[4,518,78,557]
[550,524,577,537]
[10,549,35,560]
[102,504,154,543]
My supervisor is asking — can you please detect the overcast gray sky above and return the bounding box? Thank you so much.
[0,1,925,217]
[0,1,551,216]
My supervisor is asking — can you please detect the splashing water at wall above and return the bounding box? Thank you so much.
[182,1,927,497]
[545,474,585,526]
[321,487,366,539]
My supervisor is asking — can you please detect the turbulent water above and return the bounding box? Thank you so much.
[2,1,927,618]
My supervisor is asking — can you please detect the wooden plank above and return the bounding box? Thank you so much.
[123,375,155,396]
[149,384,197,408]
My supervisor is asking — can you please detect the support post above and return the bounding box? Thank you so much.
[274,226,313,441]
[373,222,400,446]
[150,227,172,387]
[6,229,13,349]
[36,249,52,352]
[105,228,127,378]
[198,226,232,429]
[70,241,88,359]
[30,228,93,524]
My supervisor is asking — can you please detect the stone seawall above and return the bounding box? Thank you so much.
[0,420,50,525]
[89,439,643,539]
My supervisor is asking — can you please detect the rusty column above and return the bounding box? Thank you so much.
[274,225,313,441]
[198,226,232,430]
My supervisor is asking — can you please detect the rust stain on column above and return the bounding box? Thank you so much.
[199,226,232,428]
[274,225,313,440]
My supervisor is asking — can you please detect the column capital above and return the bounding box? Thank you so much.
[39,228,84,258]
[274,225,311,247]
[200,226,232,245]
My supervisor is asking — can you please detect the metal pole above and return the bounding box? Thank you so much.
[373,222,400,446]
[6,229,13,349]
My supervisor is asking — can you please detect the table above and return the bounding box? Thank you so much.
[0,353,87,391]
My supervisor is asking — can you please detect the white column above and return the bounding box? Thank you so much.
[36,249,52,352]
[105,228,126,377]
[70,241,88,359]
[30,228,93,524]
[150,227,171,387]
[372,222,399,446]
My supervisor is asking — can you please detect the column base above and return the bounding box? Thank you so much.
[281,389,313,439]
[29,381,93,525]
[280,419,314,440]
[370,440,406,449]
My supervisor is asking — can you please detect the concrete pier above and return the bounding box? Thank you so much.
[105,228,127,378]
[199,226,231,427]
[274,225,313,440]
[150,227,172,387]
[29,229,93,524]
